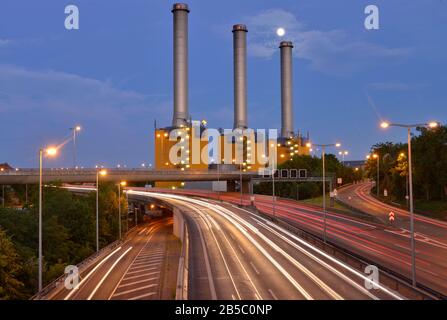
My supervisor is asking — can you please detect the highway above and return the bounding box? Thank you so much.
[134,187,447,297]
[51,217,178,300]
[337,182,447,239]
[128,190,405,300]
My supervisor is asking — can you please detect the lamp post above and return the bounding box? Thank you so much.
[117,181,126,240]
[380,120,439,287]
[96,169,107,253]
[306,142,341,243]
[38,146,58,292]
[271,145,277,218]
[239,161,247,205]
[69,125,81,168]
[338,150,348,164]
[366,153,380,197]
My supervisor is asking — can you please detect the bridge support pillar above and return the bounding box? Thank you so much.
[227,181,236,192]
[173,208,185,240]
[241,180,251,193]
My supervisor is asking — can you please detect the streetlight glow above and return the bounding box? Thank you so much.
[120,181,127,187]
[335,143,341,148]
[99,169,107,176]
[428,121,438,128]
[45,147,58,156]
[381,122,390,128]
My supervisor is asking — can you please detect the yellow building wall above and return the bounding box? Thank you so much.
[154,126,310,188]
[154,126,208,189]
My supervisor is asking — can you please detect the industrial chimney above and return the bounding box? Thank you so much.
[172,3,190,127]
[232,24,248,130]
[279,41,294,138]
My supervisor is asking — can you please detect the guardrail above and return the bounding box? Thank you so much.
[175,223,189,300]
[32,240,121,300]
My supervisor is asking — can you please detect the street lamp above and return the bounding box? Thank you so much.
[338,150,348,164]
[69,125,81,168]
[380,120,439,286]
[239,161,247,205]
[367,153,380,197]
[117,181,126,240]
[306,141,341,243]
[38,146,58,292]
[96,169,107,253]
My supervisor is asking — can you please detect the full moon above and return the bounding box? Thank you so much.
[276,27,285,37]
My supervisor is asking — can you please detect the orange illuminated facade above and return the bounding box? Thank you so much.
[154,124,310,189]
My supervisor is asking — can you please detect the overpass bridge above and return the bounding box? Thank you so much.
[0,168,257,184]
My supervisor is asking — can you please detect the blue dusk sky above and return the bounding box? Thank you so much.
[0,0,446,168]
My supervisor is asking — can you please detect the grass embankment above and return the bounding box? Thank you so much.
[298,194,352,213]
[380,197,447,221]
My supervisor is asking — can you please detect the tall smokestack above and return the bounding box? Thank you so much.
[232,24,248,130]
[172,3,190,127]
[279,41,294,138]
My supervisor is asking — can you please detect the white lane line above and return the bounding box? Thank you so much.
[168,200,217,300]
[194,206,242,300]
[133,258,164,266]
[116,277,158,289]
[113,284,157,297]
[64,246,123,300]
[128,264,161,272]
[138,228,147,235]
[250,214,403,300]
[122,271,160,282]
[126,267,159,275]
[238,245,245,254]
[138,252,164,257]
[253,218,378,300]
[268,289,278,300]
[87,247,133,300]
[250,262,260,275]
[135,254,165,260]
[203,209,263,300]
[107,222,165,300]
[129,292,156,300]
[139,192,311,300]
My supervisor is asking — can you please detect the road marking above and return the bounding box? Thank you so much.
[268,289,278,300]
[133,258,164,266]
[121,271,160,282]
[138,228,147,235]
[195,206,242,300]
[113,284,157,297]
[138,252,164,258]
[128,292,156,300]
[250,262,260,275]
[126,266,159,275]
[87,247,133,300]
[64,246,123,300]
[238,245,245,254]
[117,277,158,289]
[128,264,161,272]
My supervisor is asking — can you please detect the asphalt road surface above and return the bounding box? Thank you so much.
[132,187,447,297]
[51,217,178,300]
[128,190,406,300]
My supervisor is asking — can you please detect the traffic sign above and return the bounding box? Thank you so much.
[388,211,395,222]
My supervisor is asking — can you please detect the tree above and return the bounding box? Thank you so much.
[0,228,24,300]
